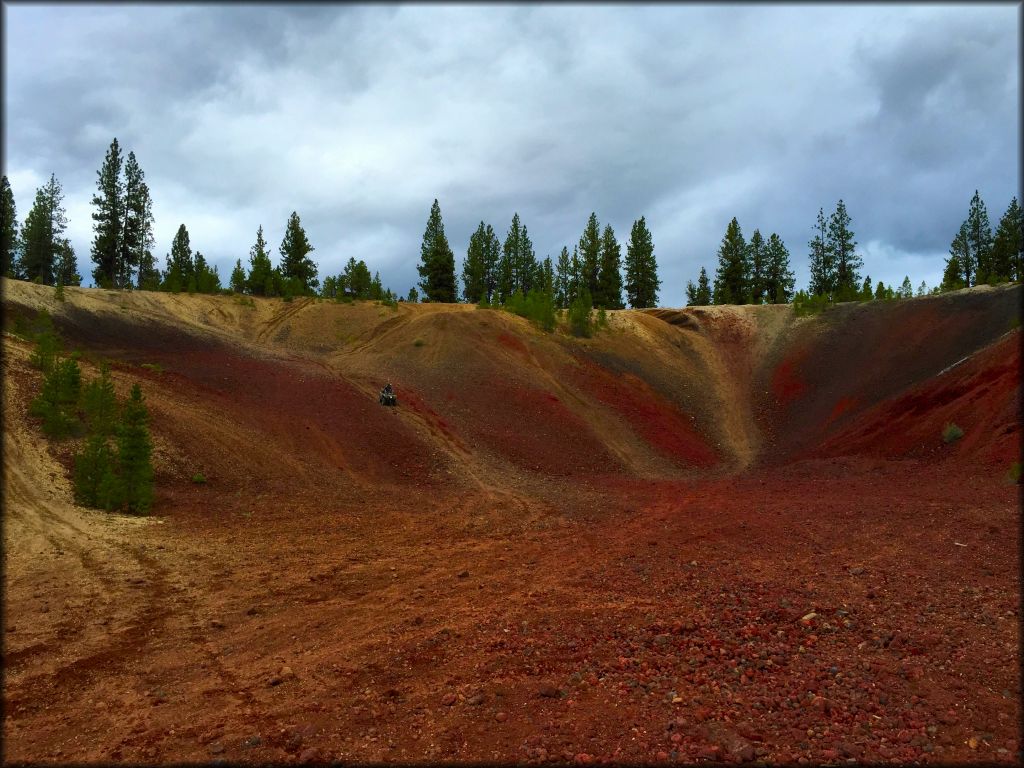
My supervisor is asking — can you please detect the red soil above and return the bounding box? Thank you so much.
[770,353,809,406]
[569,356,719,468]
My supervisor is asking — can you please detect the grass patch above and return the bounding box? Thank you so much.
[1008,461,1021,484]
[191,473,206,484]
[942,422,964,444]
[140,363,164,374]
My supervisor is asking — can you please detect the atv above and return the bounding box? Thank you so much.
[379,388,397,407]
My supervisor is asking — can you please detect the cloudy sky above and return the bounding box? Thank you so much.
[3,3,1019,304]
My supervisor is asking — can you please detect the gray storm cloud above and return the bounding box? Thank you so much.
[3,4,1018,303]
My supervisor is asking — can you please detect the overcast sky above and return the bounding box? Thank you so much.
[3,3,1019,304]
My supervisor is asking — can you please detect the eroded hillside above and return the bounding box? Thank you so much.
[2,278,1020,765]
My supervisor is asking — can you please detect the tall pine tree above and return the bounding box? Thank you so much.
[20,175,68,285]
[624,216,660,308]
[944,221,971,290]
[279,211,318,293]
[246,225,275,295]
[966,190,994,284]
[712,217,748,305]
[746,229,766,304]
[162,224,193,293]
[91,138,124,288]
[462,221,490,303]
[990,197,1022,282]
[554,246,572,308]
[118,152,154,290]
[416,199,456,303]
[1,175,18,278]
[807,207,834,297]
[595,224,624,309]
[827,200,862,299]
[578,213,601,305]
[763,233,795,304]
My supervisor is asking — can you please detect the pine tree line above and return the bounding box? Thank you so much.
[432,204,660,310]
[684,191,1022,308]
[685,218,795,306]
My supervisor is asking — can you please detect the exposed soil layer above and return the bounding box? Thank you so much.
[2,278,1020,764]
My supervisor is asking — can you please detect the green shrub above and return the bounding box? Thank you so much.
[596,308,608,329]
[192,473,206,484]
[54,283,65,302]
[413,338,425,347]
[942,422,964,444]
[140,363,163,374]
[1007,462,1020,484]
[568,289,594,338]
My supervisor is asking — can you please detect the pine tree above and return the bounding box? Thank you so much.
[407,286,419,303]
[543,255,554,295]
[82,362,119,436]
[899,276,913,299]
[462,221,489,303]
[807,207,834,297]
[1,175,18,278]
[966,190,994,284]
[162,224,193,293]
[990,197,1022,282]
[91,138,124,288]
[246,226,275,296]
[746,229,766,304]
[278,211,318,293]
[713,218,749,305]
[133,180,156,290]
[117,383,153,514]
[193,251,221,294]
[416,199,456,303]
[763,233,795,304]
[944,222,970,290]
[595,224,624,309]
[497,213,538,301]
[685,280,698,306]
[860,275,873,300]
[579,213,601,304]
[230,259,246,293]
[20,175,68,285]
[54,239,81,287]
[74,434,119,510]
[827,200,862,299]
[696,266,712,305]
[554,246,572,308]
[369,271,384,301]
[341,257,373,298]
[624,216,660,308]
[917,281,928,297]
[480,223,500,303]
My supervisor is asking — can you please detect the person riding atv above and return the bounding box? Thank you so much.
[379,382,397,407]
